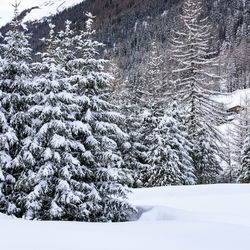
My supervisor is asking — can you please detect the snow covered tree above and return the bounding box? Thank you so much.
[146,102,195,186]
[107,64,148,187]
[220,125,239,183]
[170,0,225,183]
[0,2,32,215]
[192,127,221,184]
[66,13,135,221]
[236,96,250,183]
[15,20,90,220]
[238,130,250,183]
[137,39,165,110]
[132,108,158,186]
[108,61,160,187]
[120,39,168,187]
[15,15,135,221]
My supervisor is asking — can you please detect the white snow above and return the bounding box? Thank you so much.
[0,0,85,27]
[215,88,250,110]
[1,184,250,250]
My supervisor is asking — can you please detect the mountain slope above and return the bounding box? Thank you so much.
[0,0,249,89]
[0,0,84,27]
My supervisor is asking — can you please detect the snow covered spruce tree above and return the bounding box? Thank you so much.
[123,39,167,187]
[16,20,88,220]
[220,126,239,183]
[69,13,135,221]
[107,65,150,187]
[147,101,195,186]
[137,39,165,110]
[238,129,250,183]
[16,15,135,221]
[0,2,33,215]
[117,81,159,187]
[170,0,224,184]
[237,97,250,183]
[239,128,250,183]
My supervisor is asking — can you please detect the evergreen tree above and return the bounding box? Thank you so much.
[108,67,149,187]
[147,102,195,186]
[237,96,250,183]
[135,108,158,186]
[193,127,221,184]
[66,13,135,221]
[127,39,166,187]
[220,125,239,183]
[137,39,165,110]
[238,130,250,183]
[16,20,90,220]
[16,15,135,221]
[170,0,225,183]
[0,2,32,215]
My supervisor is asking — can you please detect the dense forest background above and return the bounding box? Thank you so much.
[1,0,249,91]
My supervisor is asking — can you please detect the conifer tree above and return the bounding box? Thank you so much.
[66,13,135,221]
[170,0,225,183]
[192,127,221,184]
[220,126,239,183]
[238,130,250,183]
[147,102,195,186]
[16,20,90,220]
[237,96,250,183]
[138,39,165,110]
[17,15,135,221]
[124,39,166,187]
[108,65,149,187]
[0,2,32,215]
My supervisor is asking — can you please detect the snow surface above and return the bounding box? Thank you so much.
[215,88,250,110]
[1,184,250,250]
[0,0,84,27]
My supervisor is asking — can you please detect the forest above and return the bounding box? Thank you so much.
[0,0,249,222]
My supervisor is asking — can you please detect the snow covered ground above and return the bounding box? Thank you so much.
[0,0,84,27]
[1,184,250,250]
[215,88,250,110]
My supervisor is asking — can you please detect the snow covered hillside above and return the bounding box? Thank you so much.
[0,0,84,27]
[1,184,250,250]
[216,88,250,110]
[216,88,249,134]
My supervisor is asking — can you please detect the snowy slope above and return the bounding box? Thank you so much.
[215,88,249,169]
[215,88,250,110]
[0,0,84,27]
[1,184,250,250]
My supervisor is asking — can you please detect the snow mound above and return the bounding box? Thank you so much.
[139,205,195,221]
[130,184,250,226]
